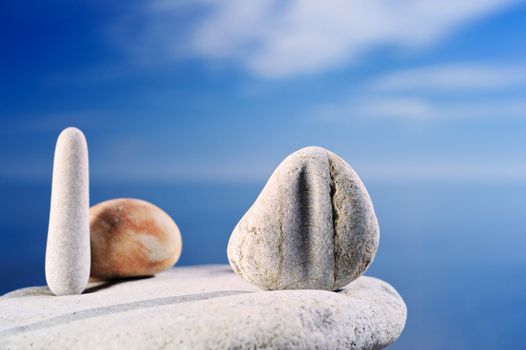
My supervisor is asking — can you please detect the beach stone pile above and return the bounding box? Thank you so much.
[45,128,182,295]
[0,128,407,350]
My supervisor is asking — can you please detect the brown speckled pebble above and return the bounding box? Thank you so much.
[89,198,182,279]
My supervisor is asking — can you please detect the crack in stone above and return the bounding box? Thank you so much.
[327,154,339,289]
[296,165,313,283]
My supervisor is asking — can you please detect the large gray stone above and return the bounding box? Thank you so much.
[0,265,406,350]
[228,146,379,291]
[45,127,90,295]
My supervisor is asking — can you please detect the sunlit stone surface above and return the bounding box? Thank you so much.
[0,266,406,350]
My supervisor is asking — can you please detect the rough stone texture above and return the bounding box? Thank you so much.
[228,146,379,291]
[0,265,406,350]
[90,198,182,279]
[45,127,90,296]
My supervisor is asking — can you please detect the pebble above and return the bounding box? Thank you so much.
[45,127,91,296]
[228,146,379,290]
[89,198,182,279]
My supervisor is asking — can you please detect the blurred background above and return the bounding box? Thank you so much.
[1,0,526,348]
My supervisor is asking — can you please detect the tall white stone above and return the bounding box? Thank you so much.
[45,127,90,295]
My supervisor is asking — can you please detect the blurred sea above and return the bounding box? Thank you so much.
[1,181,525,349]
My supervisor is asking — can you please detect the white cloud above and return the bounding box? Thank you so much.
[314,96,526,121]
[119,0,519,78]
[368,64,526,91]
[312,61,526,121]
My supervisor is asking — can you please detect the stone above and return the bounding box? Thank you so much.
[45,127,90,296]
[228,146,379,291]
[0,265,406,350]
[89,198,182,279]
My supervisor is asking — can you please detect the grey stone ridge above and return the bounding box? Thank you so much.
[0,265,406,350]
[228,146,380,291]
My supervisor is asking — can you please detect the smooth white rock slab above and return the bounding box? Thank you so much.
[45,127,90,295]
[228,146,379,291]
[0,265,406,350]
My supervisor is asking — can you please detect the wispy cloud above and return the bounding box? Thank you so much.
[115,0,519,78]
[367,64,526,92]
[313,96,526,121]
[313,62,526,121]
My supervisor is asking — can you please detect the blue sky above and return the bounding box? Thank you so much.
[1,0,526,185]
